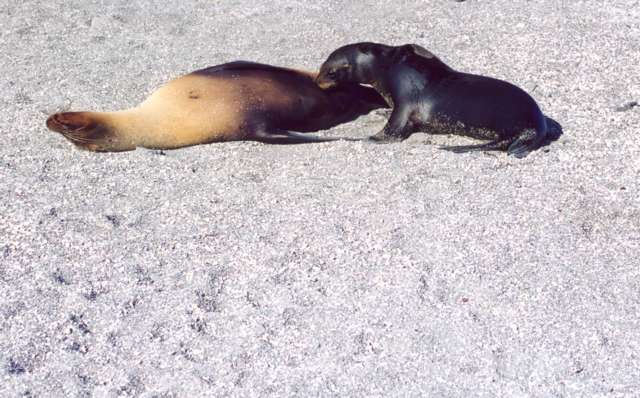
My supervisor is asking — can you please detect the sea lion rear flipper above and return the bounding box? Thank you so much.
[46,112,135,152]
[439,139,512,154]
[506,128,546,158]
[251,129,358,145]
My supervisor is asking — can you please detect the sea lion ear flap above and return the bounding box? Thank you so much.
[396,44,435,61]
[359,43,376,55]
[360,43,391,57]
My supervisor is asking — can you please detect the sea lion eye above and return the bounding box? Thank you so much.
[327,65,349,78]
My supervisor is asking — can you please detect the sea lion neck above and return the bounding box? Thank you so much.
[371,79,395,108]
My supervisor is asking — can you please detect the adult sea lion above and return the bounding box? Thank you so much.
[315,43,548,158]
[46,61,387,151]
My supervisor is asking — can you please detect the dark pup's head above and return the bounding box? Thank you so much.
[315,42,395,88]
[316,43,443,89]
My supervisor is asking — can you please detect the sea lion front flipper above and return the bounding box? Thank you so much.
[439,139,512,154]
[251,129,358,145]
[368,106,413,142]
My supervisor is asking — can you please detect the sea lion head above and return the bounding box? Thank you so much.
[316,42,394,88]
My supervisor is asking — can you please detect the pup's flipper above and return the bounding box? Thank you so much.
[252,129,359,145]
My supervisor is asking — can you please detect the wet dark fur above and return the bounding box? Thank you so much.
[316,43,548,157]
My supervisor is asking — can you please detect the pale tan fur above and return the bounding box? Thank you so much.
[78,71,320,150]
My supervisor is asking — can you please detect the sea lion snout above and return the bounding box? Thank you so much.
[46,112,94,133]
[315,73,337,89]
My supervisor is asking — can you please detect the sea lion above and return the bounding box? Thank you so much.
[315,43,548,158]
[46,61,387,151]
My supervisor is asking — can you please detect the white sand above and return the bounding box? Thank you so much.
[1,0,639,396]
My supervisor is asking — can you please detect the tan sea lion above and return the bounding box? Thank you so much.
[46,61,387,151]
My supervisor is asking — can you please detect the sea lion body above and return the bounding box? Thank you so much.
[316,43,547,157]
[46,61,387,151]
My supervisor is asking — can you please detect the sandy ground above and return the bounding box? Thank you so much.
[1,0,639,396]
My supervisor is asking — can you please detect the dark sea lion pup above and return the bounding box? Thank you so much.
[46,61,387,152]
[315,43,548,158]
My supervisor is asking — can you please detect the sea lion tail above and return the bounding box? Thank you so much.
[46,111,135,152]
